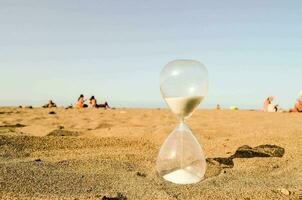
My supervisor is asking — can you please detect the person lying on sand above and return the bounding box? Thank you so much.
[99,101,110,109]
[89,96,110,109]
[289,96,302,113]
[76,94,88,108]
[263,96,278,112]
[42,100,57,108]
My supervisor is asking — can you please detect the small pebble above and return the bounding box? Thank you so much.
[136,172,146,177]
[58,125,64,130]
[102,192,127,200]
[279,188,290,196]
[273,165,279,169]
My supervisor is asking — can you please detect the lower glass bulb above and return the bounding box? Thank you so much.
[156,122,206,184]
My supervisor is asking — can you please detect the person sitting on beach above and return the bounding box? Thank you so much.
[263,96,278,112]
[89,95,110,109]
[289,94,302,113]
[76,94,88,108]
[89,96,97,108]
[43,100,57,108]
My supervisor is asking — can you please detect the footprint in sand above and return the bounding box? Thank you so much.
[96,123,113,129]
[0,124,26,135]
[205,144,285,178]
[0,124,26,129]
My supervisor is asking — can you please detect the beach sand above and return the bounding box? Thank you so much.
[0,107,301,199]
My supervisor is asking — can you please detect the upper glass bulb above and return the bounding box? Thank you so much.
[160,59,208,119]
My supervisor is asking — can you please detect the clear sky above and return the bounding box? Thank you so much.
[0,0,301,109]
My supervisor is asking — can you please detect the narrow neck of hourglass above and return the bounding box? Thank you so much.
[177,115,185,123]
[177,115,186,126]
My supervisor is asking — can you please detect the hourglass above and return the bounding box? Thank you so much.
[156,59,208,184]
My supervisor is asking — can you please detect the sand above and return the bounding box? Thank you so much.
[163,169,202,185]
[0,107,302,199]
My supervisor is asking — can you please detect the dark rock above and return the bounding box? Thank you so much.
[205,144,285,178]
[136,172,147,177]
[102,193,127,200]
[34,158,42,162]
[49,111,56,115]
[232,144,285,158]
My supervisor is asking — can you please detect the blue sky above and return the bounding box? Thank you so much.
[0,0,301,109]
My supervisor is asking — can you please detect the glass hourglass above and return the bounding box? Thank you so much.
[156,59,208,185]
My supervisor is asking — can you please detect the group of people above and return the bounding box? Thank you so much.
[75,94,110,109]
[263,91,302,113]
[43,93,301,112]
[43,100,57,108]
[42,95,110,109]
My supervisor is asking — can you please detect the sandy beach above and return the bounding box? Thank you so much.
[0,107,301,199]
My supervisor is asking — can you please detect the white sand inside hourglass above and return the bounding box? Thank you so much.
[165,96,203,117]
[163,169,202,184]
